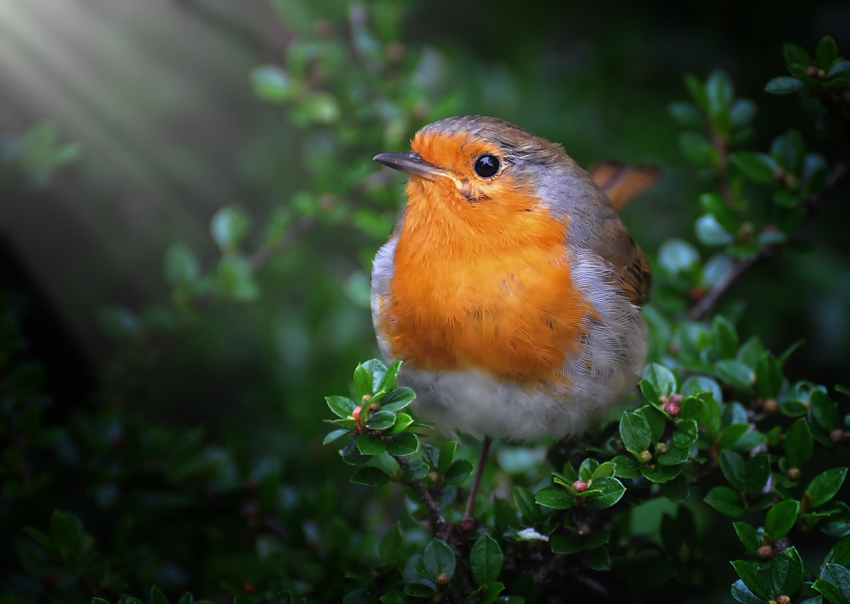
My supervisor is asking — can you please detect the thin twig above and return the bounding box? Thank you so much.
[688,160,850,321]
[392,455,446,533]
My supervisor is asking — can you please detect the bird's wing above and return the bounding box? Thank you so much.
[589,161,661,213]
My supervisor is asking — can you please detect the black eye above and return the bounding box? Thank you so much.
[473,154,500,178]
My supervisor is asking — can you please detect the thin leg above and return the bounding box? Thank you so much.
[462,436,492,522]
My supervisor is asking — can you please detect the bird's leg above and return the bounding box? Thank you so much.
[462,436,492,522]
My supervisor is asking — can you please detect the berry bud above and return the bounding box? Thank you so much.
[776,595,790,604]
[757,545,774,560]
[460,518,475,534]
[572,480,588,493]
[787,467,801,481]
[639,450,652,463]
[436,573,450,587]
[830,429,845,444]
[244,583,256,594]
[762,399,778,414]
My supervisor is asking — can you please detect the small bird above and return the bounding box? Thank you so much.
[371,116,657,516]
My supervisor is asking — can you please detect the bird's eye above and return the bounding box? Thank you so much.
[473,154,500,178]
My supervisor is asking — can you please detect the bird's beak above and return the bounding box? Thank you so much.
[373,152,446,181]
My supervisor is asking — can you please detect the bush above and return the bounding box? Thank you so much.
[1,3,849,603]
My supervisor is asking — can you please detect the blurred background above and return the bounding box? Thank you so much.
[1,0,849,599]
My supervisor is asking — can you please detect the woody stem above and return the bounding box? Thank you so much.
[463,436,492,521]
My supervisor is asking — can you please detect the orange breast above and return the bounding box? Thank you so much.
[381,175,591,383]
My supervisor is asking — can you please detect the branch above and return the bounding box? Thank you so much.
[392,455,446,534]
[688,159,850,321]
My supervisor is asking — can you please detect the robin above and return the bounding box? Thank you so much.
[371,116,657,518]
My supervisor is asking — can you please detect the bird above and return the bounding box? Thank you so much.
[370,115,658,518]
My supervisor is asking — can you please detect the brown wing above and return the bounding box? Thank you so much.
[591,214,652,307]
[589,161,662,213]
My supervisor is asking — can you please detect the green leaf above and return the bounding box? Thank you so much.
[340,439,371,465]
[151,586,169,604]
[826,536,850,567]
[756,353,782,399]
[444,459,473,485]
[828,60,850,78]
[642,463,683,484]
[680,131,717,165]
[657,445,689,466]
[765,76,805,94]
[821,564,850,602]
[712,315,739,359]
[720,424,750,451]
[661,474,691,503]
[380,523,403,563]
[658,238,700,275]
[684,73,709,111]
[668,102,704,128]
[814,581,846,604]
[326,396,357,419]
[785,418,813,468]
[731,580,764,604]
[700,193,738,235]
[784,43,812,67]
[620,411,652,455]
[478,582,506,604]
[49,510,82,551]
[471,534,503,587]
[551,533,582,554]
[403,582,435,598]
[401,460,429,482]
[643,363,677,396]
[438,441,457,475]
[390,413,414,434]
[729,98,757,129]
[250,65,298,103]
[706,486,746,517]
[672,419,699,449]
[356,434,386,456]
[374,360,401,397]
[806,468,848,508]
[210,205,250,251]
[535,487,573,510]
[385,432,419,456]
[612,455,641,479]
[583,547,610,571]
[366,410,397,431]
[733,522,760,554]
[730,152,776,185]
[591,461,615,480]
[743,455,770,495]
[696,214,734,246]
[817,35,839,69]
[584,476,626,509]
[351,466,390,487]
[731,560,770,601]
[353,363,373,397]
[164,243,200,286]
[381,388,416,412]
[765,500,799,539]
[682,375,723,403]
[423,539,455,580]
[716,360,755,390]
[323,429,349,445]
[706,68,734,116]
[771,546,804,599]
[811,390,839,432]
[514,486,541,525]
[720,450,746,490]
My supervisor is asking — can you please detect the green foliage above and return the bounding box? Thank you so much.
[1,5,849,603]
